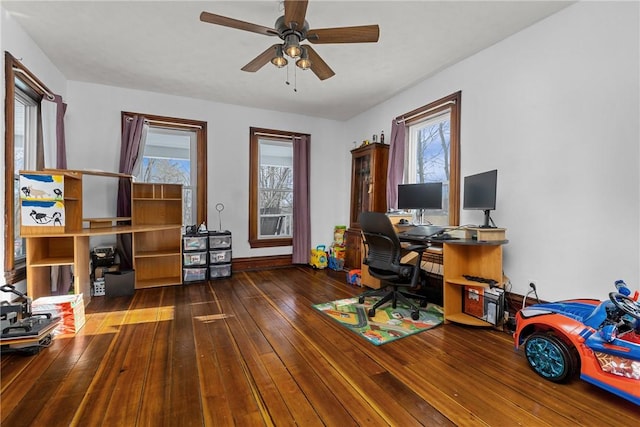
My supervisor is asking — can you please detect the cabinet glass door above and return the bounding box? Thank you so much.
[351,151,372,226]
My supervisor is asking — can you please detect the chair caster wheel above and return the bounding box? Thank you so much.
[368,308,376,317]
[358,296,365,304]
[411,311,420,321]
[419,300,428,307]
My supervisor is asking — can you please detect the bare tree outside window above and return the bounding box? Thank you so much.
[258,140,293,237]
[401,91,461,226]
[142,158,189,185]
[260,165,293,212]
[415,120,450,184]
[407,114,452,224]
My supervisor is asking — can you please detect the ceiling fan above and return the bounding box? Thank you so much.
[200,0,380,80]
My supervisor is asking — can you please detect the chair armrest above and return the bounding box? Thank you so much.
[404,244,429,253]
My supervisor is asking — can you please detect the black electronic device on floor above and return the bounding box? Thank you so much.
[0,285,58,355]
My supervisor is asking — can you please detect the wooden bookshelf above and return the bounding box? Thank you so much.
[20,171,183,302]
[132,183,183,289]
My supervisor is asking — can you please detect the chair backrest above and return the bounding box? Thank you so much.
[359,211,403,274]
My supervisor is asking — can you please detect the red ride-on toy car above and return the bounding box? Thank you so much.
[514,281,640,405]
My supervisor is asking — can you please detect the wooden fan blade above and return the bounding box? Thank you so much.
[200,11,278,37]
[241,45,280,72]
[304,45,335,81]
[284,0,308,30]
[307,25,380,44]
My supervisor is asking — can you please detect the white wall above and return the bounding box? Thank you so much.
[344,1,640,301]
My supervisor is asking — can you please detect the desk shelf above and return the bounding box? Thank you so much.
[136,276,183,289]
[29,257,74,267]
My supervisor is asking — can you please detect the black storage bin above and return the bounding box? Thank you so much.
[104,270,135,297]
[209,230,232,279]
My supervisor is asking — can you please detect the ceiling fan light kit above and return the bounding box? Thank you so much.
[200,0,379,81]
[296,47,311,70]
[283,34,302,58]
[271,45,288,68]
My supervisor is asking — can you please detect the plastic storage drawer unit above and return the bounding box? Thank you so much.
[209,231,232,249]
[209,249,232,264]
[183,235,208,251]
[183,251,207,267]
[209,264,232,279]
[183,267,207,283]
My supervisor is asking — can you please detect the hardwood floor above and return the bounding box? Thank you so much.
[2,267,639,426]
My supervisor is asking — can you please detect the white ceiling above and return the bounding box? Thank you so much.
[3,1,573,121]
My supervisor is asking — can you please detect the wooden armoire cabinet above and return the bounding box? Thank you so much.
[344,143,389,270]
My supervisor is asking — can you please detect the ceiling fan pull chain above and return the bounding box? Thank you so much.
[285,61,290,86]
[294,64,298,93]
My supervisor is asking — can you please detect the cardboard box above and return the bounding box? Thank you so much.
[94,264,119,279]
[462,286,485,319]
[32,293,86,335]
[464,227,506,242]
[104,270,135,297]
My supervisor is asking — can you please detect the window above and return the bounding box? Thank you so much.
[249,127,297,248]
[403,91,461,226]
[4,52,46,284]
[122,112,207,227]
[12,90,37,261]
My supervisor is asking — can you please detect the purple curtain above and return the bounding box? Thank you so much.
[49,95,72,294]
[117,115,146,269]
[54,95,68,169]
[292,135,311,264]
[386,120,407,210]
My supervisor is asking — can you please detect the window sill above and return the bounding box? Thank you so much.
[249,237,293,249]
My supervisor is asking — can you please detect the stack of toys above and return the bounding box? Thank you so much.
[328,225,346,271]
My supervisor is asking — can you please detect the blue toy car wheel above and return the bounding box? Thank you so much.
[524,332,577,383]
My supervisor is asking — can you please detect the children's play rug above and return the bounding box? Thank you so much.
[313,296,443,346]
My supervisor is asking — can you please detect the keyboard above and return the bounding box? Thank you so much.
[463,275,498,287]
[430,235,459,241]
[400,225,445,237]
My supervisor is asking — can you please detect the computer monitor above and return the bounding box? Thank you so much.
[463,169,497,228]
[397,182,443,210]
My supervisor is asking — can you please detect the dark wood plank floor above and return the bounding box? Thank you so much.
[2,267,639,426]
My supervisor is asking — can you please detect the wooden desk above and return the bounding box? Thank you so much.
[20,169,183,305]
[377,232,509,327]
[26,223,182,304]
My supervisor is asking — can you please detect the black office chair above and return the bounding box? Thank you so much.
[358,211,429,321]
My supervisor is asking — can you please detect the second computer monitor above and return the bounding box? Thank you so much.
[397,182,443,210]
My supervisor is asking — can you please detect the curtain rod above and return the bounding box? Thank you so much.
[125,116,202,129]
[255,131,302,140]
[12,67,55,101]
[396,99,456,124]
[146,119,202,129]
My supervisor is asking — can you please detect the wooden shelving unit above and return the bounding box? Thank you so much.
[20,171,183,302]
[132,183,182,289]
[442,239,507,327]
